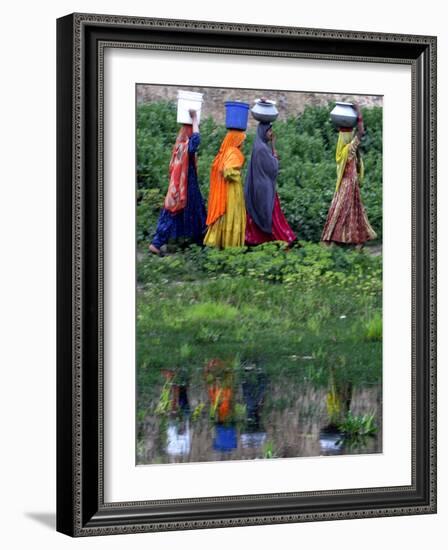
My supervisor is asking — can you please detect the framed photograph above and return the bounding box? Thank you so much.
[56,13,437,536]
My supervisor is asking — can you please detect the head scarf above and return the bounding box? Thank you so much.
[335,128,364,192]
[164,124,194,213]
[244,122,279,234]
[206,130,246,226]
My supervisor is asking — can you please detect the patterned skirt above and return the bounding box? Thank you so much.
[321,159,376,244]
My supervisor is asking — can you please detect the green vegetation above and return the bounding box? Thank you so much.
[364,312,382,341]
[136,100,383,460]
[338,411,378,437]
[337,411,378,450]
[137,242,382,416]
[137,101,382,243]
[262,441,278,459]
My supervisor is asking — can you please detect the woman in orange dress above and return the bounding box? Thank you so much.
[204,130,247,248]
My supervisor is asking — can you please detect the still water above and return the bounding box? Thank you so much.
[137,374,382,465]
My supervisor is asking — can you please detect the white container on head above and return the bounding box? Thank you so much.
[177,90,204,125]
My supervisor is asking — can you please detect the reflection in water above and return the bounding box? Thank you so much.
[177,385,190,415]
[167,420,191,456]
[160,370,193,458]
[213,425,238,452]
[242,366,267,430]
[240,432,267,449]
[142,363,382,464]
[319,428,344,455]
[240,365,268,450]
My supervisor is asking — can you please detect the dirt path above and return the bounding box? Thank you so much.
[364,244,382,257]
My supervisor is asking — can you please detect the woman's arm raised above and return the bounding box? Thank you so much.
[189,109,199,133]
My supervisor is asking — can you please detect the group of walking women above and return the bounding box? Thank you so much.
[148,104,376,255]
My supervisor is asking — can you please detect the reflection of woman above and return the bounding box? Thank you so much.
[204,358,234,423]
[242,367,267,431]
[204,130,246,248]
[245,122,296,245]
[149,110,206,254]
[321,107,376,245]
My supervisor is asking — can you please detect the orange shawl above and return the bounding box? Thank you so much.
[206,130,246,226]
[164,125,194,213]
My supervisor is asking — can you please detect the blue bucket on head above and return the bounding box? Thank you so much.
[225,101,250,130]
[213,425,238,452]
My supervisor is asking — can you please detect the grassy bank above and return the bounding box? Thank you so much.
[136,242,382,423]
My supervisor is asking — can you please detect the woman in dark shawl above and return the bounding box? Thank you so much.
[244,122,296,245]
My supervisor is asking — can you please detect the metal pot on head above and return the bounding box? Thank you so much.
[251,99,279,123]
[330,102,358,128]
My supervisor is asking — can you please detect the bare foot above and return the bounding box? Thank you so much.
[148,244,161,255]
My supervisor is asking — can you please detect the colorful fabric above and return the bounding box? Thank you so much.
[208,386,233,423]
[164,125,194,213]
[245,193,296,245]
[204,131,246,248]
[335,129,364,192]
[205,130,246,226]
[244,122,278,234]
[151,133,206,249]
[321,132,376,244]
[204,167,246,248]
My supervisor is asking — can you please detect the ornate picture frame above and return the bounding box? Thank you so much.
[56,13,437,536]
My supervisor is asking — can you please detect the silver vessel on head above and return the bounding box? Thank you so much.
[251,98,279,123]
[330,102,358,128]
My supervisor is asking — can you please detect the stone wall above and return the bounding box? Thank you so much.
[137,84,382,130]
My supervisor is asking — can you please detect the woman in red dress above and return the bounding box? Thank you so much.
[244,122,296,246]
[321,106,376,245]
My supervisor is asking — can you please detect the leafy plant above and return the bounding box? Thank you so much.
[364,313,382,341]
[154,381,172,417]
[209,388,223,420]
[337,412,378,450]
[233,403,247,424]
[338,411,377,437]
[262,441,277,459]
[191,403,205,422]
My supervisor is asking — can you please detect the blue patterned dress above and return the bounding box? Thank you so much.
[151,133,206,249]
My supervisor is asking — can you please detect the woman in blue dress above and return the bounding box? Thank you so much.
[149,109,206,255]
